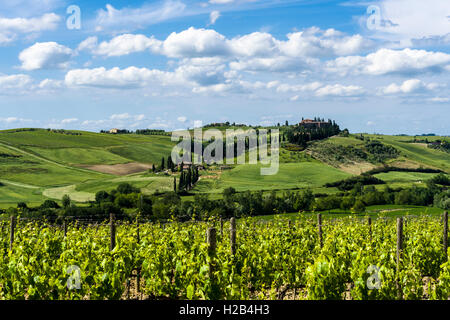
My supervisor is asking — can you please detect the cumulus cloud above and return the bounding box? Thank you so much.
[0,13,60,44]
[327,48,450,75]
[163,27,230,58]
[78,34,162,57]
[79,26,370,72]
[381,79,442,94]
[361,0,450,46]
[0,74,33,90]
[65,66,194,89]
[315,84,366,97]
[280,27,371,58]
[19,42,73,71]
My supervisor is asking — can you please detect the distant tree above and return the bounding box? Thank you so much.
[152,164,156,172]
[223,187,236,199]
[186,167,192,189]
[179,172,185,191]
[40,200,60,209]
[62,194,71,208]
[285,120,289,126]
[95,191,110,203]
[351,200,366,213]
[17,202,28,209]
[161,157,165,170]
[117,182,140,194]
[167,156,174,171]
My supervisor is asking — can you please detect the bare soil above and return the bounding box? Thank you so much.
[79,162,153,176]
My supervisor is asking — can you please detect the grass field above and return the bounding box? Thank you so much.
[75,175,173,194]
[368,134,450,173]
[27,147,131,165]
[373,171,440,183]
[194,162,351,193]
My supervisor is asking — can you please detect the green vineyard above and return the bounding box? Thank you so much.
[1,213,450,300]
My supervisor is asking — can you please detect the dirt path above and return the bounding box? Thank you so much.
[0,179,40,189]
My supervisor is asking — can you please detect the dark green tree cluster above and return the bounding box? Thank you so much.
[178,165,199,191]
[285,118,340,149]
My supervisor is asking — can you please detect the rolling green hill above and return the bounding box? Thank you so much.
[0,128,448,209]
[0,129,177,207]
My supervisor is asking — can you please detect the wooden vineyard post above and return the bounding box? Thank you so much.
[207,227,217,277]
[220,218,223,239]
[9,215,15,251]
[136,217,141,298]
[396,217,403,299]
[230,217,236,256]
[136,218,140,244]
[368,217,372,241]
[444,211,448,260]
[110,213,116,251]
[317,213,323,248]
[63,219,67,238]
[396,217,403,269]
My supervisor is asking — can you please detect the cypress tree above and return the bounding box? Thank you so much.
[186,168,192,189]
[179,172,184,191]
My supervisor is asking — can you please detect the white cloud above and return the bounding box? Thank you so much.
[79,34,162,57]
[0,74,33,90]
[61,118,78,124]
[362,0,450,46]
[110,113,131,120]
[80,26,370,71]
[0,0,63,17]
[177,116,187,122]
[229,32,279,57]
[64,64,233,90]
[135,114,146,121]
[315,84,366,97]
[19,42,73,71]
[65,67,182,88]
[163,27,229,58]
[276,82,323,93]
[95,2,187,32]
[280,27,371,58]
[327,48,450,75]
[428,97,450,103]
[381,79,442,94]
[209,11,221,25]
[209,0,234,3]
[0,13,60,44]
[0,117,32,124]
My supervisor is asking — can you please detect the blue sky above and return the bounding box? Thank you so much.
[0,0,449,134]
